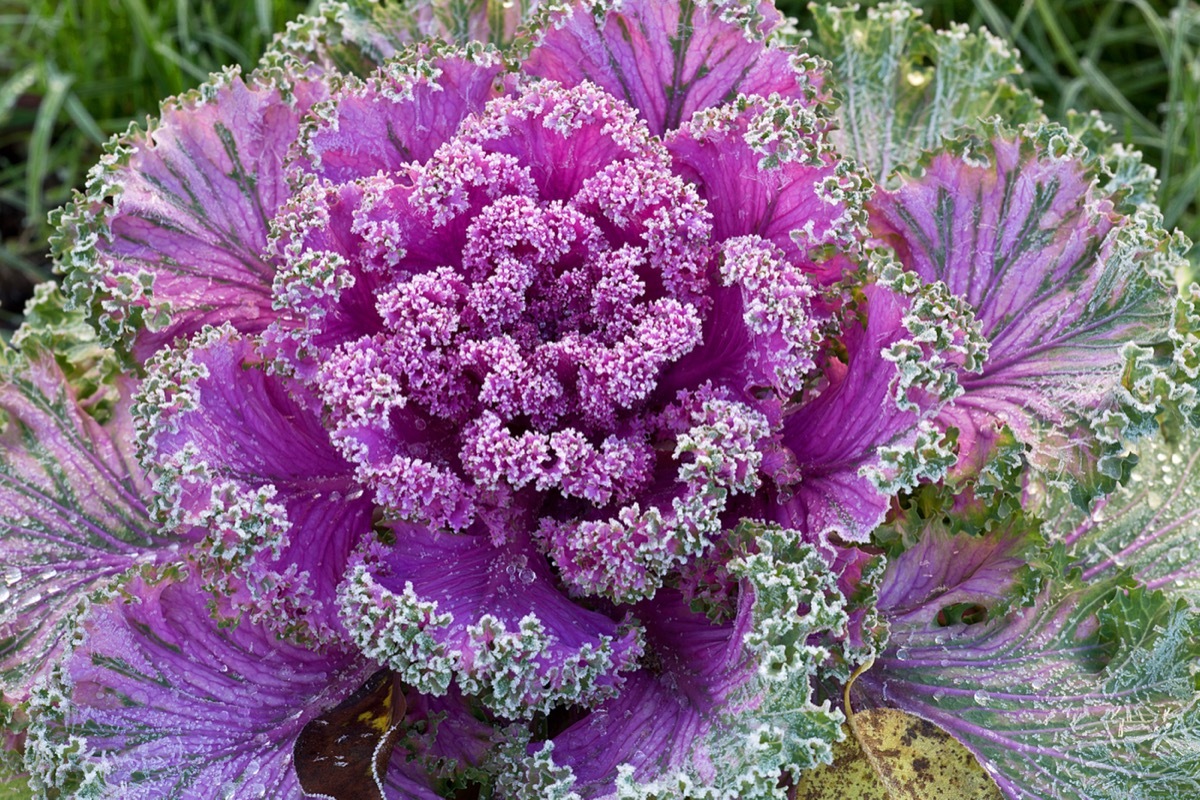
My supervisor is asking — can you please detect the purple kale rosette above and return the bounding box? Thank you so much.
[2,1,1199,798]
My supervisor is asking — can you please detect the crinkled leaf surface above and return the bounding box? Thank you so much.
[0,348,179,701]
[871,126,1184,503]
[530,526,848,800]
[338,529,643,719]
[1055,423,1200,600]
[812,1,1041,180]
[774,283,960,542]
[857,524,1200,800]
[25,571,375,800]
[138,325,375,643]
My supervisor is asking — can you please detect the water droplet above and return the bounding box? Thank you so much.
[4,567,21,586]
[1147,491,1164,510]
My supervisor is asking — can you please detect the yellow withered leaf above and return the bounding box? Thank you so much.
[794,708,1003,800]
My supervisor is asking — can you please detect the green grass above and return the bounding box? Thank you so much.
[0,0,314,326]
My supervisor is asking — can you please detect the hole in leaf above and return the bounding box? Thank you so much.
[936,602,988,626]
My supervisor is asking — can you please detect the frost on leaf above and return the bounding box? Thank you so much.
[338,531,643,718]
[667,93,869,288]
[1053,421,1200,602]
[872,123,1190,506]
[135,325,374,644]
[295,42,508,183]
[521,524,847,800]
[812,1,1041,180]
[523,0,829,135]
[50,67,328,361]
[0,347,178,703]
[772,283,964,542]
[23,570,376,800]
[268,0,536,77]
[857,522,1200,800]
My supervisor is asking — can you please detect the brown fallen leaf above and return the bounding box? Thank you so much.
[294,668,406,800]
[794,660,1002,800]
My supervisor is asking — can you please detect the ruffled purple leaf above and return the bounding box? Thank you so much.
[667,93,867,287]
[771,283,960,543]
[137,325,374,644]
[505,525,848,800]
[272,79,717,540]
[871,124,1184,502]
[857,523,1200,800]
[24,570,376,799]
[296,43,508,183]
[0,349,181,702]
[52,68,327,360]
[338,528,644,719]
[523,0,827,135]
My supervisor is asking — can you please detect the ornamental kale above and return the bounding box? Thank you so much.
[1,1,1198,799]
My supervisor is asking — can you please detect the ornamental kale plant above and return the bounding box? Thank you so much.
[1,0,1198,798]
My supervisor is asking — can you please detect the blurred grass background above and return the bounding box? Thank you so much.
[0,0,1196,333]
[0,0,315,330]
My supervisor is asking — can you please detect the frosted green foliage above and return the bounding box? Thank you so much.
[22,666,109,800]
[876,254,987,412]
[269,0,535,77]
[130,329,218,528]
[1067,110,1162,213]
[490,732,581,800]
[624,524,847,800]
[1051,422,1200,602]
[338,565,455,697]
[811,1,1042,180]
[11,284,123,424]
[865,556,1200,799]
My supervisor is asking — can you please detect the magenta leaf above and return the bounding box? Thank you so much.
[137,326,374,644]
[24,571,375,799]
[523,0,827,135]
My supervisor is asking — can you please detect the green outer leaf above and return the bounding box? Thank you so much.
[0,774,34,800]
[862,550,1200,799]
[11,284,123,424]
[266,0,535,76]
[1052,420,1200,603]
[811,1,1043,181]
